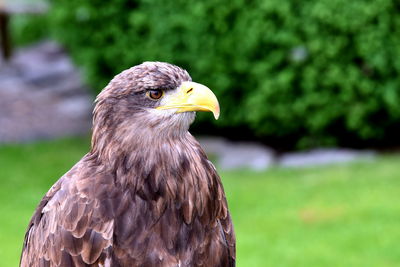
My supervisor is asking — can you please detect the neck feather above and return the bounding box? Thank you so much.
[88,122,225,224]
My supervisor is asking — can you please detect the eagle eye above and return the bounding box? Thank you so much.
[146,89,164,100]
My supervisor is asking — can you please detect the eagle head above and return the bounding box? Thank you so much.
[91,62,220,157]
[94,62,219,134]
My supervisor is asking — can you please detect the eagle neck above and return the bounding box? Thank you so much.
[90,129,225,224]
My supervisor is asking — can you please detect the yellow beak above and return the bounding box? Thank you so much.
[156,81,220,119]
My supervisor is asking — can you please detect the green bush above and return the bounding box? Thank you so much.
[48,0,400,148]
[11,14,49,47]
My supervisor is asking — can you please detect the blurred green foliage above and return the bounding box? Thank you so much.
[15,0,400,148]
[11,14,48,46]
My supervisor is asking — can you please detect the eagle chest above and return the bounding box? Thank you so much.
[110,183,228,266]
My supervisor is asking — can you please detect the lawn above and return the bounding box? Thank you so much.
[0,138,399,266]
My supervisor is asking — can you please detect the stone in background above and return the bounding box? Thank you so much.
[198,137,276,170]
[0,41,93,142]
[198,137,375,171]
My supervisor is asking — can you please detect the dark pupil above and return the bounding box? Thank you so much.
[150,90,162,99]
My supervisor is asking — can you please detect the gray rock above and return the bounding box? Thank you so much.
[57,96,93,119]
[0,40,93,143]
[198,137,275,171]
[198,137,377,170]
[197,136,230,155]
[279,148,375,167]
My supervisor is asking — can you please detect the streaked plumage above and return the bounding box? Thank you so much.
[20,62,235,266]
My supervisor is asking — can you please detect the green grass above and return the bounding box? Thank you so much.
[1,138,399,266]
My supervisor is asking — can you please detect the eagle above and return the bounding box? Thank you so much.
[20,62,235,267]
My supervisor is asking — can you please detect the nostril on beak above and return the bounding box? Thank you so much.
[186,88,193,94]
